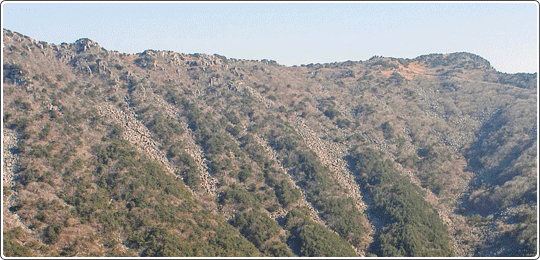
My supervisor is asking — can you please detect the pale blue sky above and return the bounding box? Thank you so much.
[2,1,538,73]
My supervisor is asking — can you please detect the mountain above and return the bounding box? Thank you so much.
[2,28,537,257]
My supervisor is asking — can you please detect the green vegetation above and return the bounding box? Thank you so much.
[76,131,260,256]
[43,224,62,244]
[388,71,406,85]
[285,209,357,257]
[263,117,368,250]
[367,57,399,69]
[317,97,341,120]
[127,222,260,257]
[231,210,293,256]
[348,148,454,257]
[2,29,536,257]
[3,63,29,85]
[143,113,184,144]
[3,227,34,257]
[134,54,156,69]
[273,179,301,207]
[381,121,394,139]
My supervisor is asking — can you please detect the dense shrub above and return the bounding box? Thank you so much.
[335,118,351,129]
[62,130,260,256]
[323,108,340,119]
[3,228,33,256]
[348,148,453,257]
[264,118,368,248]
[134,55,156,69]
[285,210,357,257]
[43,223,62,245]
[274,180,301,207]
[3,63,29,85]
[381,121,394,139]
[230,210,292,256]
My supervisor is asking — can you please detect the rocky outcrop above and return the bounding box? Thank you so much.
[2,129,33,235]
[251,134,324,225]
[3,129,20,201]
[73,38,100,53]
[289,115,375,253]
[95,102,188,190]
[137,88,219,199]
[3,28,536,257]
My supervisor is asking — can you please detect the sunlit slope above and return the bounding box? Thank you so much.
[3,29,536,257]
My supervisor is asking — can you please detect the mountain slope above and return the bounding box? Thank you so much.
[2,29,537,257]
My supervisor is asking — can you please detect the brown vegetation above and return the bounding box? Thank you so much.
[2,29,537,257]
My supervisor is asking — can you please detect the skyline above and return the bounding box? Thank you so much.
[1,1,538,73]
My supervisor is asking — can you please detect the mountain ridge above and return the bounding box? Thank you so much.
[2,28,537,257]
[8,29,534,74]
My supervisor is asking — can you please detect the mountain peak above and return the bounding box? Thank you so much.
[413,52,492,70]
[73,38,100,53]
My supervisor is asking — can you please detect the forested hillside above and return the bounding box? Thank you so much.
[2,29,537,257]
